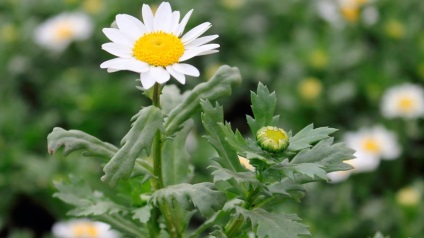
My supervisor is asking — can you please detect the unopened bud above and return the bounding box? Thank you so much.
[256,126,289,153]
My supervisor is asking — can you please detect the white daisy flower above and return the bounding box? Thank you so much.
[381,84,424,119]
[316,0,378,28]
[34,12,93,52]
[344,126,400,172]
[52,219,119,238]
[100,2,220,89]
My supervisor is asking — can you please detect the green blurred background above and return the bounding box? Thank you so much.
[1,0,423,237]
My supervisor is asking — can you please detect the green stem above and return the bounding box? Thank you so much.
[224,188,260,237]
[152,83,164,190]
[101,214,145,237]
[150,83,182,238]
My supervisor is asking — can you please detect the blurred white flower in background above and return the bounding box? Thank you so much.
[328,126,401,183]
[34,12,93,52]
[52,219,119,238]
[381,84,424,119]
[316,0,379,28]
[100,2,219,89]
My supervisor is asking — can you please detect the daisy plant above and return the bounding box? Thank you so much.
[47,2,354,237]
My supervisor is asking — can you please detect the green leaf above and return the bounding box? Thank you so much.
[209,164,259,188]
[165,65,241,136]
[132,205,152,224]
[287,124,338,152]
[290,138,355,173]
[47,127,118,160]
[162,120,194,186]
[267,178,306,198]
[102,106,163,187]
[152,183,226,218]
[236,207,310,238]
[160,85,190,114]
[284,163,328,181]
[246,82,279,135]
[200,100,244,172]
[53,176,127,217]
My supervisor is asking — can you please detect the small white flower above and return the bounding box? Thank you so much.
[381,84,424,119]
[100,2,219,89]
[52,219,119,238]
[344,126,400,173]
[34,12,93,52]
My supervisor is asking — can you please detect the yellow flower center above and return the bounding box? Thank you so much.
[298,77,322,100]
[398,96,415,112]
[340,7,360,22]
[71,222,98,238]
[362,138,380,153]
[264,128,287,143]
[55,22,74,40]
[133,32,185,67]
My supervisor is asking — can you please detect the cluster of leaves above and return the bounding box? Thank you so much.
[48,64,354,237]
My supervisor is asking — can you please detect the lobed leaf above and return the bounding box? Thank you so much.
[47,127,118,160]
[287,124,338,152]
[162,120,194,186]
[209,164,260,188]
[201,100,244,172]
[246,82,280,135]
[102,106,163,187]
[152,183,226,218]
[165,65,241,136]
[236,207,310,238]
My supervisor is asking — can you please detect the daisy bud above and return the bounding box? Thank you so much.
[256,126,289,153]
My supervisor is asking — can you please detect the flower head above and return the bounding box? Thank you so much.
[34,12,93,52]
[52,219,119,238]
[381,84,424,119]
[344,126,400,173]
[100,2,219,89]
[256,126,289,153]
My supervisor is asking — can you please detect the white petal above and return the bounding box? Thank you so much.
[139,72,156,89]
[150,66,171,83]
[181,22,211,44]
[166,65,186,84]
[154,2,173,32]
[102,28,134,48]
[142,4,154,32]
[175,9,193,36]
[172,63,199,77]
[108,68,120,73]
[100,58,149,73]
[116,14,144,40]
[179,44,220,61]
[126,14,147,33]
[102,43,132,58]
[185,35,219,49]
[169,11,181,35]
[196,49,219,56]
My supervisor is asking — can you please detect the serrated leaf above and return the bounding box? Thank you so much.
[47,127,118,160]
[209,164,259,188]
[201,100,244,172]
[102,106,163,187]
[267,178,306,198]
[160,85,190,114]
[288,124,338,152]
[53,176,127,217]
[246,83,279,135]
[290,138,355,173]
[162,120,194,186]
[132,205,152,224]
[236,207,310,238]
[284,163,328,180]
[165,65,241,136]
[152,183,226,218]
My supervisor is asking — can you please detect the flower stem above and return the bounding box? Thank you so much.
[152,83,163,190]
[224,188,260,237]
[150,83,181,238]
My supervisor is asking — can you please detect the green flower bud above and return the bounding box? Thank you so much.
[256,126,289,153]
